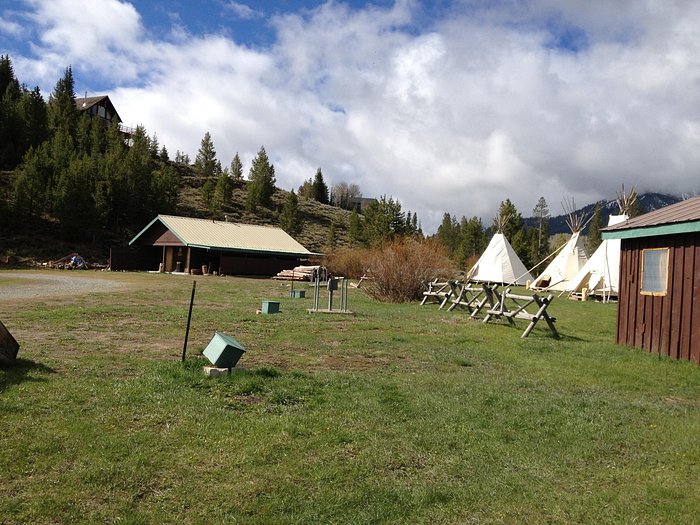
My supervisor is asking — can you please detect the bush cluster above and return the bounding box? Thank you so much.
[326,239,455,303]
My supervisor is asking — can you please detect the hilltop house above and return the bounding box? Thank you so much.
[111,215,315,276]
[75,94,134,134]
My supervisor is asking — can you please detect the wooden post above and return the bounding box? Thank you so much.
[182,280,196,362]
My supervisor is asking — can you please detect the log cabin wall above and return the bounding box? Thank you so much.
[617,232,700,364]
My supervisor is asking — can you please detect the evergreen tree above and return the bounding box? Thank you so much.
[202,178,215,212]
[214,170,234,210]
[13,142,53,218]
[312,168,329,204]
[532,196,550,264]
[194,131,219,178]
[437,213,460,257]
[151,163,180,214]
[54,154,99,240]
[495,198,530,266]
[327,220,337,248]
[0,55,24,169]
[348,208,364,245]
[278,190,302,235]
[149,133,159,158]
[19,86,49,151]
[246,146,276,211]
[362,195,406,246]
[159,145,169,161]
[456,216,487,267]
[48,66,78,138]
[230,153,243,181]
[587,201,603,253]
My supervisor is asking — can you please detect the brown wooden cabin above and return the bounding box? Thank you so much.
[602,195,700,364]
[112,215,315,276]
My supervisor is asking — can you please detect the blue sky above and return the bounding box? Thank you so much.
[2,0,699,232]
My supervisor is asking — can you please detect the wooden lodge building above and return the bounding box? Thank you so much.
[111,215,315,276]
[602,195,700,364]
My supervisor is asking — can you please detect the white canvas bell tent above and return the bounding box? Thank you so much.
[565,186,637,301]
[468,232,534,285]
[530,200,589,292]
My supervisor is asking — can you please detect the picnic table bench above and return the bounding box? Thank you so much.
[420,279,453,309]
[447,280,500,319]
[482,288,559,339]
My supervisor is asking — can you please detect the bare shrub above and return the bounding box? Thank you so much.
[364,238,456,303]
[324,246,372,278]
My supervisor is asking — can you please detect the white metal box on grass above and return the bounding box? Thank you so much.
[202,332,246,368]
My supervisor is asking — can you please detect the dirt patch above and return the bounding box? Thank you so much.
[0,272,126,300]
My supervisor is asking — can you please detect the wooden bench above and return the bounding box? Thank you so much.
[447,280,497,318]
[420,279,453,308]
[483,288,559,339]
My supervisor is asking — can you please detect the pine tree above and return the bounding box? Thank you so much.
[327,220,337,248]
[532,196,550,264]
[312,168,329,204]
[194,131,219,178]
[348,208,364,245]
[48,66,78,138]
[214,170,234,210]
[202,178,215,212]
[279,190,302,235]
[246,146,276,211]
[587,201,603,253]
[230,153,243,181]
[437,213,460,257]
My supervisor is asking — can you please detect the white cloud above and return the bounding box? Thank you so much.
[8,0,700,232]
[223,1,262,20]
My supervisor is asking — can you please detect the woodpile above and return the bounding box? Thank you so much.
[273,265,326,282]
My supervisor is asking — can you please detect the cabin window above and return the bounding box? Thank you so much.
[640,248,669,296]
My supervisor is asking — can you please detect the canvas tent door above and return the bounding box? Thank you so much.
[469,233,533,286]
[566,214,627,298]
[530,231,588,291]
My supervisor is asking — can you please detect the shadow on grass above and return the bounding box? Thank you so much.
[0,358,56,393]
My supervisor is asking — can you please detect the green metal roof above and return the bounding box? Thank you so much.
[130,215,314,256]
[602,195,700,240]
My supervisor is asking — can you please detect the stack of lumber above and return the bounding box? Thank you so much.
[273,265,323,281]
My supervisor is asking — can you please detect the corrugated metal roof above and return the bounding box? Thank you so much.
[602,195,700,239]
[132,215,313,256]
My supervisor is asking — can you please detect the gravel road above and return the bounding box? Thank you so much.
[0,272,125,300]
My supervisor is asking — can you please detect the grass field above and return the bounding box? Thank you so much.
[1,270,699,524]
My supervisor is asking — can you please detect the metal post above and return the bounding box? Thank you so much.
[182,280,196,362]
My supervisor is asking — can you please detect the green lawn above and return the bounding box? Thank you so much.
[1,271,699,524]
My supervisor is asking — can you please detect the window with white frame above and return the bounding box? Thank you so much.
[640,248,669,295]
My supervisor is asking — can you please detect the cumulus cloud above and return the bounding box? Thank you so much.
[5,0,700,231]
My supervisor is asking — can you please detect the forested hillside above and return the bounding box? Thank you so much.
[0,56,422,264]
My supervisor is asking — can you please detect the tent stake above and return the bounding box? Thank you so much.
[182,280,197,362]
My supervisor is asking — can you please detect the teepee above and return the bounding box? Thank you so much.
[566,186,637,301]
[468,215,533,285]
[530,199,589,291]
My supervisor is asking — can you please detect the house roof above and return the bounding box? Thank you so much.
[602,195,700,240]
[75,95,122,123]
[130,215,314,256]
